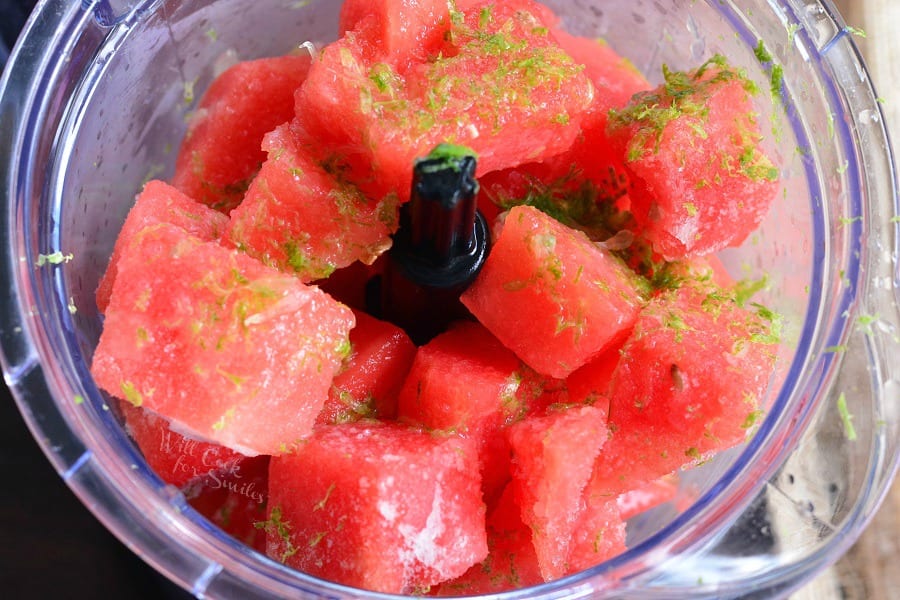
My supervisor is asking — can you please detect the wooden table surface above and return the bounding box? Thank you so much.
[794,1,900,598]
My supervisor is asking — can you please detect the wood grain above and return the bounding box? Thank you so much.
[794,1,900,598]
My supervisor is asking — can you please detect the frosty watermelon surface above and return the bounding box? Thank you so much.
[92,223,354,456]
[95,180,229,313]
[91,0,783,594]
[461,205,649,379]
[172,54,313,213]
[606,56,779,260]
[266,422,487,594]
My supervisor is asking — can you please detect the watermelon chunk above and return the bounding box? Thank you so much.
[461,205,649,379]
[265,423,487,593]
[435,483,542,595]
[295,0,594,203]
[338,0,450,64]
[475,162,627,238]
[95,180,228,313]
[546,29,651,199]
[553,30,650,113]
[507,404,609,581]
[118,401,248,489]
[396,321,532,437]
[474,30,650,227]
[91,223,354,455]
[226,122,399,281]
[189,455,270,553]
[565,494,626,576]
[396,320,548,505]
[562,344,622,412]
[616,475,679,521]
[172,54,313,213]
[591,285,779,495]
[606,56,779,260]
[317,310,416,424]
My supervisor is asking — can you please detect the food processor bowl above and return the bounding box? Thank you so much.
[1,0,897,598]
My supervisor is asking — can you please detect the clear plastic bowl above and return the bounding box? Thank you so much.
[1,0,898,598]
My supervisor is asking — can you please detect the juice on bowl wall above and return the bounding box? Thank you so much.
[0,0,898,598]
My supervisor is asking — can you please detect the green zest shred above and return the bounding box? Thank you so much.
[741,410,765,430]
[418,143,479,174]
[734,275,769,307]
[754,40,784,99]
[35,251,74,267]
[313,483,336,512]
[608,55,772,176]
[120,381,144,408]
[836,392,858,441]
[254,506,299,563]
[494,169,633,242]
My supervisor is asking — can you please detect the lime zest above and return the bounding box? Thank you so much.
[35,251,74,267]
[753,40,784,100]
[734,275,769,307]
[120,380,144,408]
[254,506,299,563]
[418,143,479,173]
[314,483,336,512]
[609,55,761,161]
[856,313,878,335]
[741,410,765,430]
[836,392,858,441]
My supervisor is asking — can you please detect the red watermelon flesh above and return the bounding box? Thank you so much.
[265,423,487,594]
[561,342,623,412]
[553,29,650,113]
[474,28,651,224]
[607,57,779,260]
[565,493,627,577]
[547,28,651,199]
[471,25,652,237]
[96,180,228,314]
[616,475,679,521]
[651,254,738,296]
[93,2,788,589]
[507,404,608,581]
[189,455,270,553]
[590,285,778,496]
[172,54,313,213]
[434,483,542,595]
[338,0,450,64]
[226,121,399,281]
[317,309,416,424]
[461,205,649,379]
[454,0,561,26]
[295,0,594,203]
[118,400,248,489]
[396,320,533,436]
[91,223,355,456]
[396,320,543,505]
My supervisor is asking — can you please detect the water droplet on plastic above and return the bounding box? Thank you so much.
[804,4,824,18]
[857,109,880,125]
